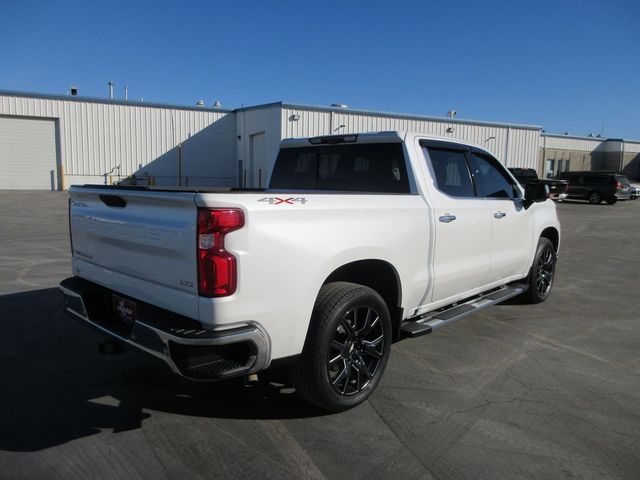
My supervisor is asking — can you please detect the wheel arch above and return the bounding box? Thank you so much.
[540,226,560,252]
[323,259,404,341]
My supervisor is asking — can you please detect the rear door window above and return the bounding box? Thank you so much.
[423,148,475,197]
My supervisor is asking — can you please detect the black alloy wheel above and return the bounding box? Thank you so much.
[327,305,385,396]
[588,191,601,204]
[521,237,556,304]
[535,243,555,297]
[289,282,392,412]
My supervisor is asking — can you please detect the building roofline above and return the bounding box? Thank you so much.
[542,132,607,141]
[8,90,638,142]
[233,101,283,112]
[542,132,639,144]
[280,102,543,130]
[0,89,234,113]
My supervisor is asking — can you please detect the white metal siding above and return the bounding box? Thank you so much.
[624,142,640,153]
[0,94,230,187]
[237,106,282,187]
[0,93,550,190]
[601,140,623,152]
[541,135,605,151]
[281,107,540,169]
[507,128,541,168]
[179,113,237,187]
[0,116,57,189]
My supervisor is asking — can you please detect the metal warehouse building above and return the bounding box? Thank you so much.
[539,133,640,180]
[3,89,636,190]
[0,91,232,189]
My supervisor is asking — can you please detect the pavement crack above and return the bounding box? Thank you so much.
[367,399,437,478]
[444,399,493,421]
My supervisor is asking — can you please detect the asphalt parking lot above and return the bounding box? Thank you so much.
[1,191,639,480]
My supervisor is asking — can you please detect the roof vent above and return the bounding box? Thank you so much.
[330,103,348,109]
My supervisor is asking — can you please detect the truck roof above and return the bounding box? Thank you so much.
[280,131,497,157]
[280,131,405,148]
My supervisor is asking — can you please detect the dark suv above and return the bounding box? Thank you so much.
[558,171,632,204]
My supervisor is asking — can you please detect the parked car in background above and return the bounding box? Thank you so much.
[508,168,568,201]
[629,183,639,200]
[558,171,632,204]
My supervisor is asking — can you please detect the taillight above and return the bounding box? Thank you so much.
[616,181,623,189]
[197,208,245,297]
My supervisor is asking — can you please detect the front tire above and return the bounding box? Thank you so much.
[289,282,392,412]
[521,237,557,304]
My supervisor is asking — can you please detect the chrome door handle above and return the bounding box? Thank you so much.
[438,214,456,223]
[494,211,506,219]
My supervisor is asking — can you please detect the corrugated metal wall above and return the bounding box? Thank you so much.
[0,93,233,187]
[541,135,605,152]
[281,106,541,169]
[505,128,541,168]
[624,142,640,153]
[237,106,282,187]
[0,93,553,190]
[540,135,640,155]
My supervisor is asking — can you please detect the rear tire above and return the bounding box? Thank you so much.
[605,197,617,205]
[521,237,556,304]
[588,191,601,204]
[289,282,392,412]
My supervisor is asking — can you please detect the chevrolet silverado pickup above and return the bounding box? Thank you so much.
[60,132,560,411]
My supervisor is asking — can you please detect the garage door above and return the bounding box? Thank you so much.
[0,116,58,190]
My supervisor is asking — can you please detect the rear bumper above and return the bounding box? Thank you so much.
[615,192,631,201]
[59,276,271,381]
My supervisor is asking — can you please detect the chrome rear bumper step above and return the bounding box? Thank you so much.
[400,285,526,339]
[59,276,271,381]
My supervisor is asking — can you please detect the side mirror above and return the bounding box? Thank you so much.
[524,182,549,208]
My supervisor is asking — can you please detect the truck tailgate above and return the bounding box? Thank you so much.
[68,186,199,319]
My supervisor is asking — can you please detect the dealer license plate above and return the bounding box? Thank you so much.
[112,295,137,324]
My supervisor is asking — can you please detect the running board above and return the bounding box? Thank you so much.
[400,285,526,339]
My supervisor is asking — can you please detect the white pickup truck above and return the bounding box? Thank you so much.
[61,131,560,411]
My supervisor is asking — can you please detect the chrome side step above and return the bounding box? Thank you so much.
[400,284,527,338]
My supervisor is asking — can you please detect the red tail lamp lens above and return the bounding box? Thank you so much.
[197,209,244,297]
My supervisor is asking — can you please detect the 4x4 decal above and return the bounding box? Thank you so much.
[258,197,308,205]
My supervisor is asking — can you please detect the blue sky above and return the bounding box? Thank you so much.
[1,0,639,138]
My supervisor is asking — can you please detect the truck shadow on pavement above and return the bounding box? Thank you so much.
[0,288,326,452]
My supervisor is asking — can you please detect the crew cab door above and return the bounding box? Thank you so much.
[467,150,533,281]
[421,143,492,302]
